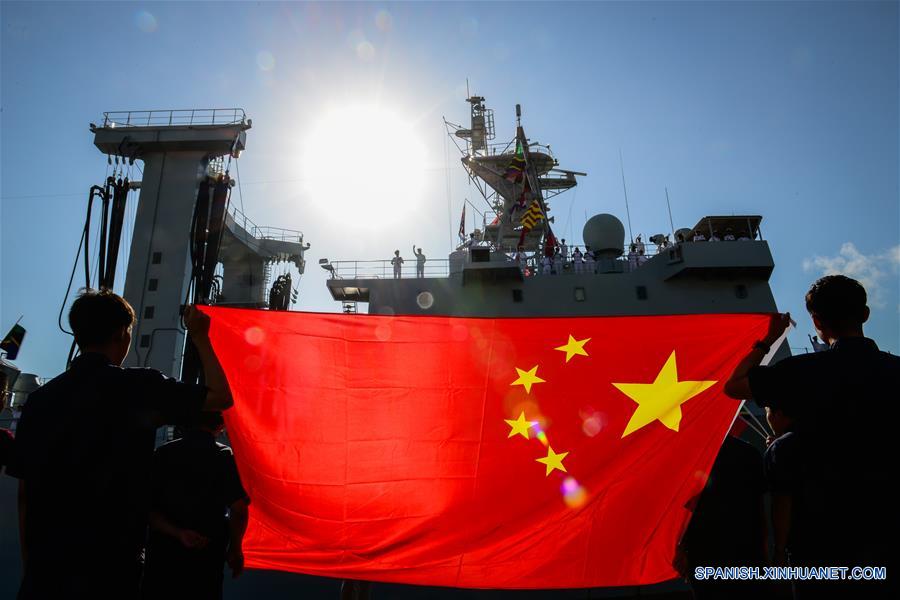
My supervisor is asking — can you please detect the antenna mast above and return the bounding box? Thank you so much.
[665,187,675,237]
[619,149,634,242]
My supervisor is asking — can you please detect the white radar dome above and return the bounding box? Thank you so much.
[583,214,625,258]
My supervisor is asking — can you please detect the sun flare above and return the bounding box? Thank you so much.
[302,105,426,227]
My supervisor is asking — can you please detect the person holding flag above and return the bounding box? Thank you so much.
[8,290,234,599]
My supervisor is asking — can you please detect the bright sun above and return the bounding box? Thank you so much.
[302,105,427,227]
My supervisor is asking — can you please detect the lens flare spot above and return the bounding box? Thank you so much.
[581,409,608,437]
[257,51,275,71]
[244,327,265,346]
[356,40,375,61]
[562,477,588,508]
[450,324,468,341]
[375,10,393,32]
[375,323,392,341]
[536,430,549,447]
[416,291,434,309]
[134,11,158,33]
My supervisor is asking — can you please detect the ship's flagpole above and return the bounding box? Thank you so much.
[619,149,634,243]
[665,187,675,238]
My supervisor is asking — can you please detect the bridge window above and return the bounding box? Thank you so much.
[574,287,586,302]
[512,289,523,303]
[636,286,648,300]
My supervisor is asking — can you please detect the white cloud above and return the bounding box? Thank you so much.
[802,243,900,309]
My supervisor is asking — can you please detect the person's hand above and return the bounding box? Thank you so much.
[227,546,245,578]
[177,529,209,550]
[184,304,211,340]
[764,312,791,345]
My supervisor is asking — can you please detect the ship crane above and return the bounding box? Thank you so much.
[88,109,309,383]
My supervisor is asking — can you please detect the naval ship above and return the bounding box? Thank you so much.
[1,99,785,599]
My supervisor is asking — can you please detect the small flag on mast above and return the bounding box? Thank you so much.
[458,204,466,241]
[503,141,526,183]
[519,194,545,231]
[0,322,26,361]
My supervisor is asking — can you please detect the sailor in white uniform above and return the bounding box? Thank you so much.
[585,248,596,273]
[572,247,584,274]
[627,243,639,271]
[634,235,645,256]
[541,254,552,275]
[515,246,527,274]
[552,251,563,275]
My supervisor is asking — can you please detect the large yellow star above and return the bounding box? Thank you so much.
[511,365,545,394]
[612,351,717,438]
[536,446,569,476]
[554,335,591,362]
[504,411,538,440]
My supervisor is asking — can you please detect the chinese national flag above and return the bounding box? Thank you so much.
[199,306,772,589]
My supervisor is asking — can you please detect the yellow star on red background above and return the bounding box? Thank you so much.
[554,335,590,362]
[504,411,538,440]
[510,365,545,394]
[612,351,717,438]
[536,446,569,476]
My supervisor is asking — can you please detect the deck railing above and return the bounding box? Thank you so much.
[101,108,247,128]
[328,259,451,280]
[326,239,760,280]
[227,205,303,243]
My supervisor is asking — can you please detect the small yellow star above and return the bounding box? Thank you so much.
[510,365,545,394]
[536,446,569,476]
[613,351,717,438]
[554,335,591,362]
[504,411,538,440]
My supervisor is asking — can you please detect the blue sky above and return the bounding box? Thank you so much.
[2,1,898,379]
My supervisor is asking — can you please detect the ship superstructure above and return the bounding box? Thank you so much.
[324,96,784,333]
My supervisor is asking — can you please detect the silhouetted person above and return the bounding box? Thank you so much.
[764,406,797,570]
[0,371,13,475]
[725,275,897,599]
[677,433,767,600]
[412,245,426,278]
[391,250,404,279]
[143,411,249,600]
[8,290,233,599]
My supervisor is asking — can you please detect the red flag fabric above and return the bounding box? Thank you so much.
[199,306,772,589]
